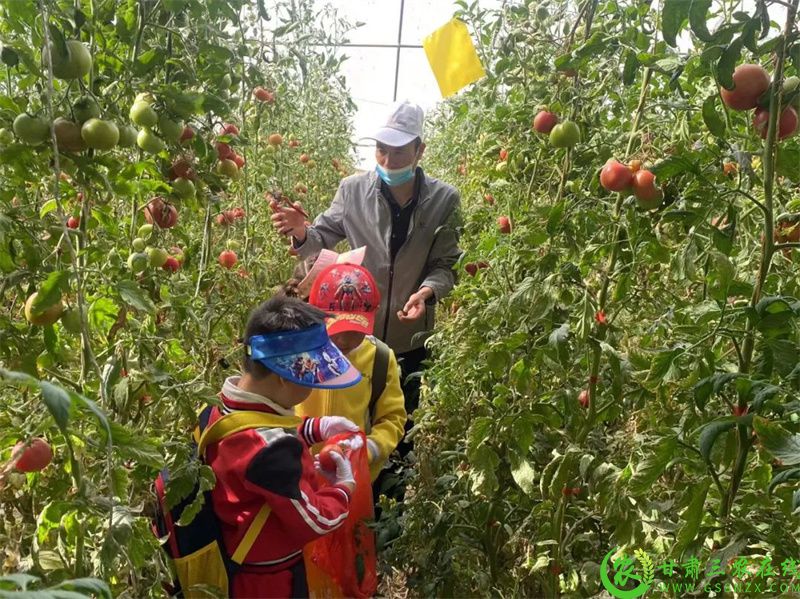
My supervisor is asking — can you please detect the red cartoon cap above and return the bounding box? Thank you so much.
[309,263,380,336]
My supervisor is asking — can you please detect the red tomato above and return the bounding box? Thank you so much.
[599,159,633,192]
[13,438,53,472]
[319,444,344,471]
[631,169,659,200]
[218,250,238,269]
[752,106,798,140]
[221,123,239,136]
[215,142,233,160]
[533,111,558,134]
[720,64,770,111]
[144,197,178,229]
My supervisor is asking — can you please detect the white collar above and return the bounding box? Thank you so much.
[221,376,295,417]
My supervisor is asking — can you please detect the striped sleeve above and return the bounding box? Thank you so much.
[299,417,322,447]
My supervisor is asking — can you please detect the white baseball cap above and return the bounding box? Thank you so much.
[366,101,424,147]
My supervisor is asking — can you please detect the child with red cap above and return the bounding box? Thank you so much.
[294,262,406,481]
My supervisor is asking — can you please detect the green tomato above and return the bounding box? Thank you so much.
[0,127,15,145]
[134,92,156,105]
[549,121,581,148]
[137,224,154,238]
[72,96,101,124]
[158,114,183,142]
[130,101,158,127]
[118,125,138,147]
[495,161,508,173]
[36,351,55,370]
[216,158,240,179]
[226,239,242,251]
[13,113,50,145]
[132,237,146,252]
[137,128,165,154]
[172,177,195,199]
[47,40,92,80]
[146,246,169,268]
[80,118,119,150]
[127,252,149,273]
[784,76,800,94]
[60,307,83,335]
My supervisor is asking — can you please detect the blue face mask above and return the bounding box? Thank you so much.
[376,162,416,186]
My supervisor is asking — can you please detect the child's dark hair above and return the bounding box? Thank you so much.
[242,295,327,378]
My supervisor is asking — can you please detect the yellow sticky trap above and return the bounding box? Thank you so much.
[423,19,486,98]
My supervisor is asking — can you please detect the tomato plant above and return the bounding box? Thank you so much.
[386,0,800,596]
[1,0,356,593]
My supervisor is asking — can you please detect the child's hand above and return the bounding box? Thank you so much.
[315,450,355,492]
[318,416,359,440]
[339,435,364,451]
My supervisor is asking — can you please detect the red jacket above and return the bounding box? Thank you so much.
[205,380,351,570]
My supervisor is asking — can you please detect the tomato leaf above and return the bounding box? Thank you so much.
[662,0,690,47]
[647,348,681,384]
[0,573,41,590]
[674,481,710,557]
[689,0,713,41]
[509,456,536,496]
[116,280,155,313]
[469,444,500,494]
[54,578,112,599]
[753,417,800,465]
[32,270,69,313]
[769,467,800,494]
[547,448,581,501]
[776,148,800,183]
[622,51,638,86]
[650,154,700,178]
[741,13,761,53]
[0,44,19,68]
[702,94,726,138]
[47,25,68,61]
[40,380,72,432]
[716,38,743,89]
[698,418,736,462]
[39,199,58,218]
[629,436,677,495]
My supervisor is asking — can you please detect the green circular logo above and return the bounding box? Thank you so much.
[600,547,654,599]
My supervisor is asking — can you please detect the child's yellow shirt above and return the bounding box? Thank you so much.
[295,336,406,479]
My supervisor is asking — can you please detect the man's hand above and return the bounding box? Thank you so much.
[398,287,434,322]
[269,198,307,242]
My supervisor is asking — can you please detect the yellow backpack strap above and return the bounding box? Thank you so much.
[230,503,272,564]
[197,410,303,457]
[196,409,302,564]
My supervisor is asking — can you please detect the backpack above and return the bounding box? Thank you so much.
[366,339,391,433]
[153,406,301,598]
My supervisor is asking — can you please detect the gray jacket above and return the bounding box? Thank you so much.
[295,169,462,354]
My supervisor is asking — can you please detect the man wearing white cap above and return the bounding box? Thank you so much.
[270,100,462,458]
